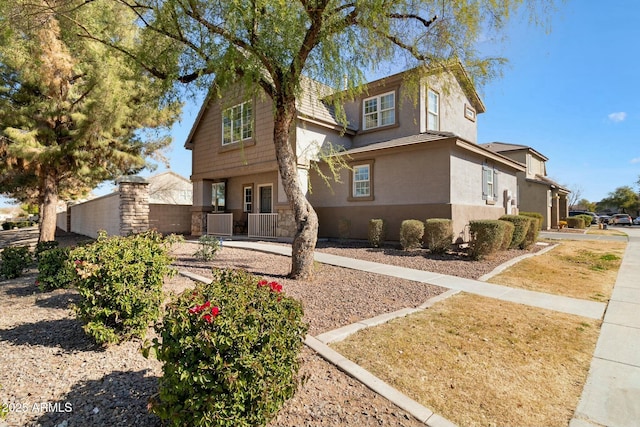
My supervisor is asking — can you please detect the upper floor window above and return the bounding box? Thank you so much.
[222,101,253,145]
[427,89,439,131]
[363,91,395,130]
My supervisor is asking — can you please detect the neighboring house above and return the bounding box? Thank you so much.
[481,142,570,229]
[186,64,525,242]
[148,171,193,205]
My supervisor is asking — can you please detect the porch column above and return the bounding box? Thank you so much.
[117,176,149,235]
[191,180,213,236]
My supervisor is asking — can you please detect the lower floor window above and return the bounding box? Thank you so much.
[353,164,370,197]
[243,186,253,212]
[212,182,225,211]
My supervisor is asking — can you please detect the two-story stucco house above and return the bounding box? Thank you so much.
[480,142,570,230]
[185,65,525,242]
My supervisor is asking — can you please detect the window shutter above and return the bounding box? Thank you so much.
[493,170,499,200]
[482,165,489,200]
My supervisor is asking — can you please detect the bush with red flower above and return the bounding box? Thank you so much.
[148,268,307,427]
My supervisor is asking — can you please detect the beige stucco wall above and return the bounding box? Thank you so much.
[341,71,479,147]
[56,210,68,231]
[309,142,452,209]
[149,204,192,235]
[69,193,120,238]
[309,139,520,242]
[518,179,552,229]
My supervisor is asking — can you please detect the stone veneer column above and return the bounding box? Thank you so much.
[117,176,149,236]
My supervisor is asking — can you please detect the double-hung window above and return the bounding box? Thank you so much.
[212,182,226,211]
[363,91,395,130]
[222,101,253,145]
[427,89,439,131]
[243,186,253,213]
[353,164,370,198]
[482,164,499,202]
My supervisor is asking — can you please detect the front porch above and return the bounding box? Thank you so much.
[206,212,279,239]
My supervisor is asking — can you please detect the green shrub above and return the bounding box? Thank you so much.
[499,220,515,251]
[520,212,544,230]
[424,218,453,254]
[499,215,532,249]
[567,217,584,229]
[577,214,593,228]
[521,216,540,249]
[35,241,59,260]
[468,220,505,260]
[400,219,424,250]
[368,219,386,248]
[36,247,76,291]
[1,222,12,230]
[149,268,308,427]
[0,246,32,279]
[71,230,178,345]
[337,217,351,241]
[193,235,222,261]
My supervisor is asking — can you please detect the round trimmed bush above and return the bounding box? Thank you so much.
[400,219,424,250]
[368,219,386,248]
[499,220,515,251]
[150,268,308,427]
[499,215,532,249]
[424,218,453,254]
[468,220,505,260]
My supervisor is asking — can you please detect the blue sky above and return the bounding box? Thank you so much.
[2,0,638,208]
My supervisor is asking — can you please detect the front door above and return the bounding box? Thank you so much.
[259,185,272,213]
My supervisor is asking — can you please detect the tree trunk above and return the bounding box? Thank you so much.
[273,98,318,280]
[38,169,59,242]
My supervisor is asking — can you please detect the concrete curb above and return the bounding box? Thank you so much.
[305,336,457,427]
[316,289,460,344]
[477,242,558,282]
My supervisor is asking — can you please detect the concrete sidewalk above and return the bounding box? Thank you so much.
[221,240,605,320]
[568,230,640,427]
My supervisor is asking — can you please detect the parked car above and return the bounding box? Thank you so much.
[610,214,633,226]
[598,215,611,224]
[634,216,640,225]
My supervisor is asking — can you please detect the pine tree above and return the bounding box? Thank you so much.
[0,0,180,241]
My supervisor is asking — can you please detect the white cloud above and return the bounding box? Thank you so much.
[631,157,640,164]
[608,112,627,122]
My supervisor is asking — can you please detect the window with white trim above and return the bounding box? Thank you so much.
[222,101,253,145]
[212,182,226,211]
[353,164,370,197]
[363,91,395,130]
[482,164,498,202]
[243,186,253,213]
[427,89,439,131]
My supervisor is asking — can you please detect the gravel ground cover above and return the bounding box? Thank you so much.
[0,233,541,427]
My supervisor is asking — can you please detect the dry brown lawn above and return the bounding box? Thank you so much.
[586,228,627,236]
[488,240,626,301]
[332,293,600,427]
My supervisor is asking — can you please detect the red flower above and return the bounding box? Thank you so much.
[188,300,212,314]
[258,280,268,287]
[211,306,220,317]
[203,314,213,323]
[269,281,283,293]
